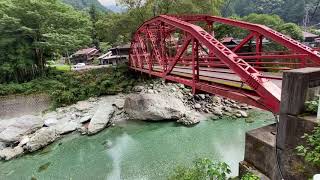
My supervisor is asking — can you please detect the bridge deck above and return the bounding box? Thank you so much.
[152,65,283,91]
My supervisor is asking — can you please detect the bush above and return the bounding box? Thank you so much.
[0,65,140,107]
[305,98,319,114]
[296,125,320,167]
[241,172,260,180]
[168,158,231,180]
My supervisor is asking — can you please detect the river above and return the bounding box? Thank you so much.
[0,110,274,180]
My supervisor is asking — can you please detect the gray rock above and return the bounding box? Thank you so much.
[212,96,222,104]
[88,96,116,135]
[177,111,203,126]
[212,107,223,116]
[148,89,154,94]
[0,142,5,150]
[112,98,125,109]
[133,86,144,92]
[25,127,59,152]
[194,103,202,109]
[44,118,58,127]
[235,113,242,118]
[199,94,206,100]
[53,121,80,135]
[224,106,232,112]
[79,116,91,124]
[74,101,93,111]
[237,110,248,118]
[124,94,186,121]
[0,146,24,160]
[18,136,30,147]
[170,87,177,92]
[0,115,43,143]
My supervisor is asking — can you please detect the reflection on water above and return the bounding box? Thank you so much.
[0,110,274,180]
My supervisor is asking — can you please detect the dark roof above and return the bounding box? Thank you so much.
[74,48,99,56]
[110,44,131,51]
[303,31,319,38]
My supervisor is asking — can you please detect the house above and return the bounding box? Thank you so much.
[302,31,319,43]
[99,44,130,65]
[71,47,99,64]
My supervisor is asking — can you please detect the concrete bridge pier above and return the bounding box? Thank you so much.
[239,68,320,180]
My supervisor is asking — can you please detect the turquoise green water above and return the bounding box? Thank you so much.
[0,110,274,180]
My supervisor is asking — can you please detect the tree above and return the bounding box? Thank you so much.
[0,0,91,82]
[89,4,100,48]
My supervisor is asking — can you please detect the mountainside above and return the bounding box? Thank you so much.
[62,0,108,11]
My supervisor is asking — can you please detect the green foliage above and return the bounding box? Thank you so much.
[296,125,320,167]
[241,172,260,180]
[0,0,91,82]
[168,158,231,180]
[305,98,319,114]
[0,65,138,107]
[62,0,108,11]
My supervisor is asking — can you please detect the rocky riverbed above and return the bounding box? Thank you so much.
[0,80,251,161]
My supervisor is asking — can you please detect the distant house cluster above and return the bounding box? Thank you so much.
[70,44,131,65]
[98,44,130,65]
[302,31,320,47]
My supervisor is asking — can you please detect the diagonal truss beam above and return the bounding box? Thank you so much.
[163,36,192,77]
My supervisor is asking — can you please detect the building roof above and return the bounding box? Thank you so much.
[302,31,319,38]
[221,37,235,44]
[110,43,131,51]
[74,48,99,56]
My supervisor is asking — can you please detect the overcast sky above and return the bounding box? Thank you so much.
[98,0,116,6]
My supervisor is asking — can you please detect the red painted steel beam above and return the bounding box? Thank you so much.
[129,15,310,113]
[173,15,320,66]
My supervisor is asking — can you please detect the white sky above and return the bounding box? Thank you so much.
[98,0,116,6]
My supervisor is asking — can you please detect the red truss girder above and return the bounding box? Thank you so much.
[129,15,320,113]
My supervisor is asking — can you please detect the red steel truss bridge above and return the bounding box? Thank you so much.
[129,15,320,113]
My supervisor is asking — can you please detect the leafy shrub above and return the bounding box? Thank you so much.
[0,65,141,107]
[241,172,260,180]
[305,98,319,114]
[296,125,320,166]
[168,158,231,180]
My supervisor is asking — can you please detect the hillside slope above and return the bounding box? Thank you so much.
[63,0,108,11]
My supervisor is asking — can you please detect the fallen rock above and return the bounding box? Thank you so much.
[198,94,206,100]
[177,111,203,126]
[53,121,80,135]
[18,136,30,147]
[0,115,43,143]
[0,146,24,160]
[44,117,58,127]
[124,94,186,121]
[25,127,59,152]
[194,103,202,109]
[132,86,144,92]
[237,110,248,118]
[88,97,116,135]
[74,101,93,111]
[0,142,5,150]
[212,107,223,116]
[79,116,91,124]
[212,96,222,104]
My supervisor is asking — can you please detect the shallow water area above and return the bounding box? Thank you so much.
[0,110,274,180]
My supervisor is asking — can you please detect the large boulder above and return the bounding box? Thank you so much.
[88,96,116,135]
[124,94,187,121]
[52,121,81,135]
[25,127,59,152]
[0,146,24,161]
[0,115,43,143]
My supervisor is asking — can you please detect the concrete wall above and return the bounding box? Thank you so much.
[0,94,51,119]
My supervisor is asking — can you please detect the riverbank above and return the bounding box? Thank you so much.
[0,79,253,161]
